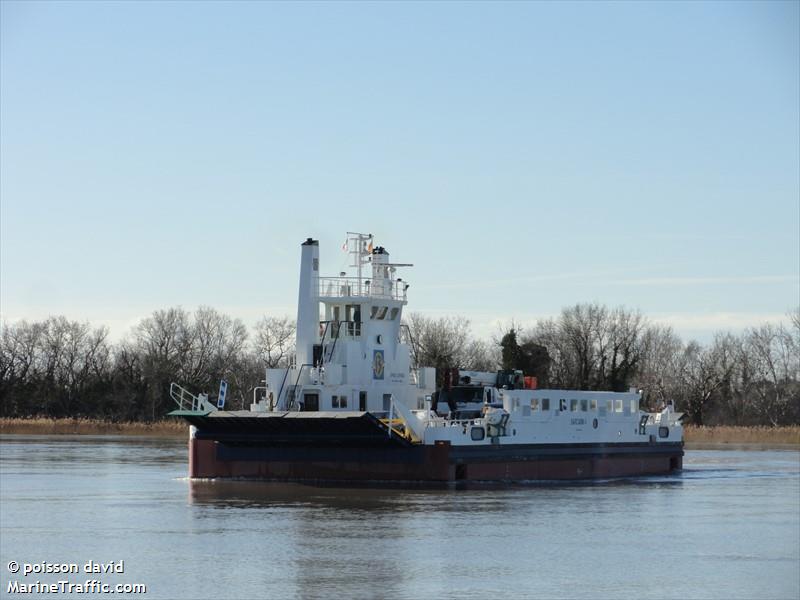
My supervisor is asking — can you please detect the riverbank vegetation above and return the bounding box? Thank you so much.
[1,419,796,448]
[683,425,799,446]
[0,417,186,437]
[1,305,797,427]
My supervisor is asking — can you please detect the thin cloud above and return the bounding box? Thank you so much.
[651,311,792,331]
[605,275,798,287]
[415,266,657,292]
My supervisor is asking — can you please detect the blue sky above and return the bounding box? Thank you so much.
[1,1,798,342]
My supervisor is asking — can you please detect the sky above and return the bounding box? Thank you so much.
[1,1,798,343]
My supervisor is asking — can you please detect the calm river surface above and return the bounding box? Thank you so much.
[0,435,798,600]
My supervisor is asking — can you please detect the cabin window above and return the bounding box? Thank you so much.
[631,399,638,413]
[332,395,339,408]
[590,399,597,411]
[570,399,578,412]
[471,427,486,441]
[542,398,550,411]
[614,399,623,413]
[345,305,361,336]
[340,395,348,408]
[531,398,539,411]
[389,307,399,320]
[580,399,588,412]
[559,399,567,412]
[659,426,669,438]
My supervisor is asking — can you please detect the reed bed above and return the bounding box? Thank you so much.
[0,417,187,437]
[684,425,800,447]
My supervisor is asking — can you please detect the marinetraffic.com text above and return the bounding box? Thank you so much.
[6,560,146,595]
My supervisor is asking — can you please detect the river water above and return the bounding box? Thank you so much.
[0,435,797,600]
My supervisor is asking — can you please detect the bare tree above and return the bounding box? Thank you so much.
[636,325,685,410]
[745,323,799,426]
[526,304,645,392]
[252,316,295,368]
[405,314,491,382]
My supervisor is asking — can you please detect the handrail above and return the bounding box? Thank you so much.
[383,395,425,443]
[253,386,267,408]
[326,321,344,364]
[286,363,313,411]
[424,414,486,429]
[399,323,415,346]
[170,382,198,411]
[319,320,331,366]
[318,276,407,301]
[170,382,216,413]
[276,368,291,410]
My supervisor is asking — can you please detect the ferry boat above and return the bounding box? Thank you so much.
[170,233,684,482]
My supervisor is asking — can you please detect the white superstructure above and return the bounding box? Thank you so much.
[252,233,435,416]
[246,232,683,451]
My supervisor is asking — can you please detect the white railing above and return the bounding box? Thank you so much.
[424,415,485,429]
[170,382,215,413]
[317,277,407,301]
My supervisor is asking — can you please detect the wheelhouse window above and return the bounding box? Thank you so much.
[542,398,550,411]
[345,304,361,336]
[530,398,539,411]
[630,399,638,413]
[389,307,399,320]
[590,399,597,411]
[559,399,567,412]
[570,399,578,412]
[580,399,588,412]
[614,399,623,413]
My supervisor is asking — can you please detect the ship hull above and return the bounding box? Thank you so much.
[189,437,683,483]
[184,412,683,482]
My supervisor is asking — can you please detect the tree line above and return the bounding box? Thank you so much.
[1,304,797,426]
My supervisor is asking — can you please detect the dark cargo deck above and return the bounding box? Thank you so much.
[173,410,412,448]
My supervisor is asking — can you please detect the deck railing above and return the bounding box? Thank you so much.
[317,277,407,301]
[170,382,215,412]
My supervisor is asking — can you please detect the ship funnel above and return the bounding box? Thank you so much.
[295,238,319,367]
[371,246,390,297]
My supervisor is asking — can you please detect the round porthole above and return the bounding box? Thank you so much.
[376,334,383,344]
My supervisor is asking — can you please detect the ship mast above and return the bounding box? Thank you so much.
[346,231,372,296]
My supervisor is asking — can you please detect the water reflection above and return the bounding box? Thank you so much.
[188,479,506,512]
[186,474,688,511]
[2,437,798,600]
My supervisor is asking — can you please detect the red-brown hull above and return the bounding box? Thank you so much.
[189,437,683,482]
